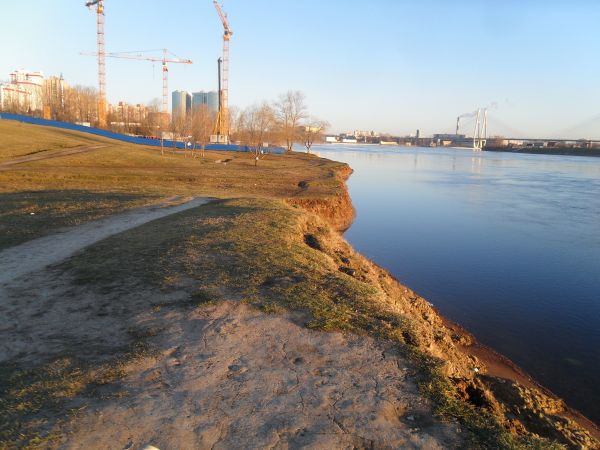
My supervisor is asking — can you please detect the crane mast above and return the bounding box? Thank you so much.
[213,0,232,142]
[85,0,106,128]
[162,49,168,117]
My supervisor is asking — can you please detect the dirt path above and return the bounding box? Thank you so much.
[0,144,108,171]
[0,197,212,285]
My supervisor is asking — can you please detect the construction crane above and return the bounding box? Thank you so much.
[84,0,106,128]
[81,49,192,121]
[213,0,233,143]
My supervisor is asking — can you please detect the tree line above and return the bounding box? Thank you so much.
[171,91,330,158]
[2,85,330,155]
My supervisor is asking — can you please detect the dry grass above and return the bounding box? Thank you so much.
[0,120,344,199]
[0,121,117,162]
[0,120,345,248]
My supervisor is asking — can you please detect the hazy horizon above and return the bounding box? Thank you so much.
[1,0,599,139]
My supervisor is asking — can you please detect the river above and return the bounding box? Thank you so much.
[314,144,600,424]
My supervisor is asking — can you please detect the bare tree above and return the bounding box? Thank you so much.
[274,90,307,153]
[69,86,99,125]
[301,118,330,153]
[1,90,27,114]
[191,105,215,157]
[227,105,241,142]
[238,103,275,166]
[138,99,161,137]
[170,114,187,154]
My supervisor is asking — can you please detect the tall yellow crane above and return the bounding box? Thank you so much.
[213,0,232,143]
[83,49,193,118]
[84,0,106,128]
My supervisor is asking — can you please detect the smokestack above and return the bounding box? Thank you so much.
[456,117,460,135]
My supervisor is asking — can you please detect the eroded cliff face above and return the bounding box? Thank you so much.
[286,165,355,233]
[289,165,600,449]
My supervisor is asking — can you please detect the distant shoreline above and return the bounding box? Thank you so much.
[484,146,600,157]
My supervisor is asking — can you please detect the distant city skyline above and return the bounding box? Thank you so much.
[1,0,599,138]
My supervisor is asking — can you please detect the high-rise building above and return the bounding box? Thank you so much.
[172,90,191,120]
[44,75,66,106]
[192,91,218,114]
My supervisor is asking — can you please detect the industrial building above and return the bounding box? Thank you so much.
[432,133,475,147]
[192,91,218,113]
[171,90,191,120]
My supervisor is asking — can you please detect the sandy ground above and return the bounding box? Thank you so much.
[0,198,464,449]
[61,301,462,450]
[0,196,212,284]
[0,144,108,171]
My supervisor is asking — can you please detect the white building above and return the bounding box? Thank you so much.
[0,70,45,112]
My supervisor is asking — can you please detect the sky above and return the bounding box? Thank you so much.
[1,0,600,138]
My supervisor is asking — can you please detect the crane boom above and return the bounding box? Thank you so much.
[213,1,232,141]
[81,49,192,117]
[213,0,232,36]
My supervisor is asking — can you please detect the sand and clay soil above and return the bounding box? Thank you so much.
[0,201,462,449]
[60,301,462,449]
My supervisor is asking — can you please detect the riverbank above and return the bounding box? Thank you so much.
[1,122,598,448]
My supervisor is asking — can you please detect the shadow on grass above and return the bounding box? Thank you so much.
[0,190,156,251]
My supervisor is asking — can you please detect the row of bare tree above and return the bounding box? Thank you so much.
[2,85,329,156]
[233,91,329,154]
[169,90,329,160]
[1,84,99,125]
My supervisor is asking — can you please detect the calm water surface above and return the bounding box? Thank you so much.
[314,144,600,423]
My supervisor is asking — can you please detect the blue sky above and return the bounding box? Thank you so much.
[1,0,599,138]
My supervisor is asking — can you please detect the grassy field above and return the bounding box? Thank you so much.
[0,121,118,162]
[0,120,346,249]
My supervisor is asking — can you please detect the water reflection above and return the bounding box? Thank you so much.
[314,144,600,423]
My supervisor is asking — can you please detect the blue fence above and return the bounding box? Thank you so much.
[0,113,284,154]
